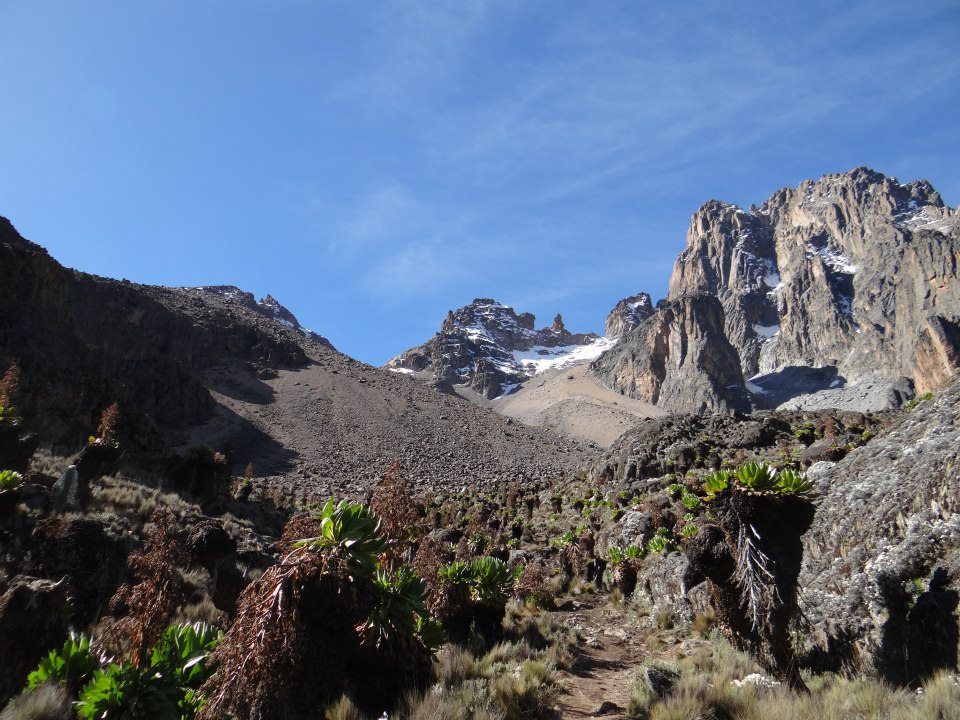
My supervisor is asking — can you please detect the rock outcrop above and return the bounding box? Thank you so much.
[668,168,960,402]
[591,294,749,413]
[604,292,654,339]
[798,379,960,683]
[193,286,328,344]
[0,577,71,703]
[594,168,959,414]
[387,299,607,399]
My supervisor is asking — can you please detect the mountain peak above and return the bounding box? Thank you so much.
[388,299,606,399]
[191,285,329,344]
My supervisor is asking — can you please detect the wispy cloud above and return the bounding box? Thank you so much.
[338,0,491,106]
[309,0,960,318]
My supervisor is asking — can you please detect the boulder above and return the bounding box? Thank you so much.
[798,378,960,684]
[0,576,71,705]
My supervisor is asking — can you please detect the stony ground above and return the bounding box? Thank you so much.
[185,351,593,498]
[553,596,648,719]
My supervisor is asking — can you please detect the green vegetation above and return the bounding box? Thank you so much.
[792,421,817,444]
[366,565,431,645]
[439,557,520,609]
[702,464,815,499]
[0,469,23,492]
[551,524,587,547]
[0,404,21,430]
[904,391,934,410]
[607,544,644,565]
[735,462,779,492]
[26,633,100,694]
[646,528,672,554]
[20,623,222,720]
[680,489,702,511]
[294,497,389,572]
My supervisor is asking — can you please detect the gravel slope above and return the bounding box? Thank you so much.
[466,364,664,448]
[184,348,593,497]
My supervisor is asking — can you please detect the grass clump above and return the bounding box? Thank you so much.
[401,600,573,720]
[625,637,960,720]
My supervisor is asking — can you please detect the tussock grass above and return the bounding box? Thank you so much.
[627,637,960,720]
[0,682,73,720]
[402,600,574,720]
[92,475,191,524]
[324,695,368,720]
[25,447,70,480]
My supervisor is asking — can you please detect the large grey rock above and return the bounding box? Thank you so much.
[798,377,960,682]
[50,465,82,512]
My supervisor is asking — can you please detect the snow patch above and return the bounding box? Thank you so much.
[513,337,617,375]
[893,201,956,232]
[746,380,767,395]
[806,243,858,274]
[762,259,781,288]
[496,383,521,397]
[752,323,780,340]
[389,368,415,375]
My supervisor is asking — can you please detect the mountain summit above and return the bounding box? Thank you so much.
[595,167,960,413]
[387,298,611,399]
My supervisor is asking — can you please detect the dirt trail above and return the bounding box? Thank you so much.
[552,596,647,719]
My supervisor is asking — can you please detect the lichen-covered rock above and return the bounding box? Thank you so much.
[798,378,960,683]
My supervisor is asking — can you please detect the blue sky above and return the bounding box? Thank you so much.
[1,1,958,364]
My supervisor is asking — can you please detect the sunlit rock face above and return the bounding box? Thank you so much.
[667,167,960,393]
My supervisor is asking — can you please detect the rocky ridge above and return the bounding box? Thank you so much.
[593,168,960,413]
[604,292,655,339]
[387,298,610,399]
[192,286,328,344]
[0,219,589,492]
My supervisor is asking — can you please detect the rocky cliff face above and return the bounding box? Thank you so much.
[604,292,654,338]
[387,299,608,399]
[668,167,960,397]
[591,294,749,413]
[594,168,959,414]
